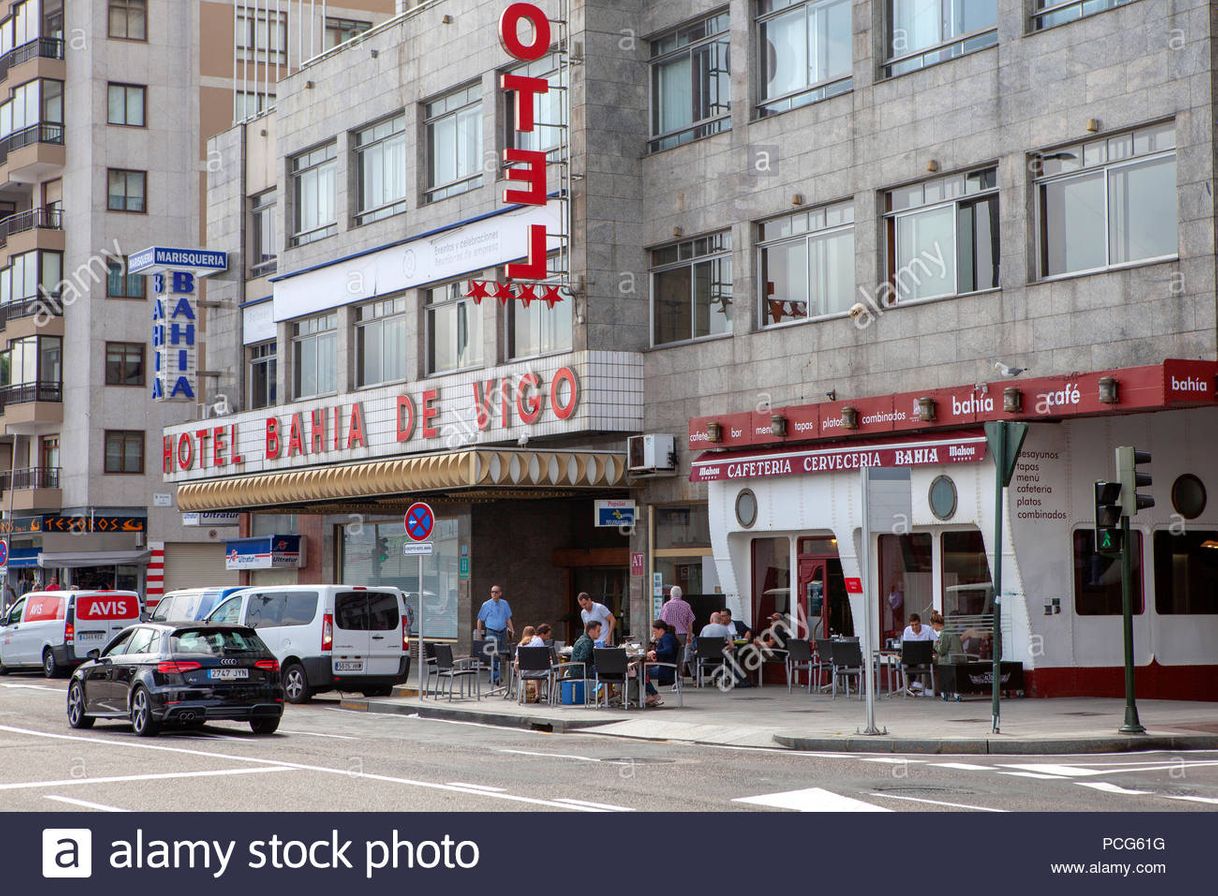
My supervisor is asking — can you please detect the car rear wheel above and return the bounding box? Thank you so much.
[130,686,161,738]
[67,681,94,729]
[282,662,311,704]
[361,686,394,698]
[250,717,280,735]
[43,648,61,679]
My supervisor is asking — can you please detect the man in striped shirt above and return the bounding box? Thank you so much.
[659,586,696,677]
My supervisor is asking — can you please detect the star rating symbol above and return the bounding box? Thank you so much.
[465,280,491,304]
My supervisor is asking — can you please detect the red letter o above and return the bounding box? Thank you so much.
[499,3,551,61]
[550,367,579,421]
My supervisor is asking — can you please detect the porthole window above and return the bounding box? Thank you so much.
[736,489,758,528]
[929,475,958,521]
[1171,474,1206,520]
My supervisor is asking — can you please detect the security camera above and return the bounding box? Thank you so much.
[848,303,868,319]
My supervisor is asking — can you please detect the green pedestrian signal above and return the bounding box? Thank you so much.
[1094,480,1123,556]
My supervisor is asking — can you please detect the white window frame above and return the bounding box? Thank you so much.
[648,12,732,153]
[649,232,734,347]
[757,201,856,327]
[883,0,998,78]
[354,114,407,225]
[1033,0,1134,32]
[355,296,408,387]
[756,0,853,117]
[291,313,337,399]
[426,282,483,374]
[290,142,337,247]
[425,83,484,203]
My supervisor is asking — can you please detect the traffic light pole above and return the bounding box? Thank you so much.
[1119,513,1145,734]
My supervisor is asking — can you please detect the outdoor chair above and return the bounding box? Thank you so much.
[901,640,936,697]
[433,644,479,702]
[420,641,439,697]
[644,654,684,707]
[694,639,728,688]
[785,639,814,693]
[593,648,636,709]
[813,638,834,691]
[515,646,555,705]
[829,640,863,700]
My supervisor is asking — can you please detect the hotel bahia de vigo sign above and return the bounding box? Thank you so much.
[465,2,567,306]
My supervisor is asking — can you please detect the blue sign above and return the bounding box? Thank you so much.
[151,272,199,401]
[224,535,304,571]
[0,540,7,566]
[129,246,228,275]
[595,500,637,528]
[6,547,40,569]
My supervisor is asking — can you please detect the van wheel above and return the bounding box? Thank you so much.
[250,717,280,735]
[43,648,62,679]
[282,662,311,704]
[67,681,94,729]
[130,687,161,737]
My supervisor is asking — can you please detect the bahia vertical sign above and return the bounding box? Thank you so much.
[130,247,228,402]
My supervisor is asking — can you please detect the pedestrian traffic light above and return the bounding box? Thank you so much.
[377,537,390,562]
[1093,481,1123,555]
[1116,446,1154,517]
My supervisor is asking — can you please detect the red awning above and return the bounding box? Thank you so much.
[691,431,988,483]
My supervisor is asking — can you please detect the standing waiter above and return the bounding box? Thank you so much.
[475,584,515,686]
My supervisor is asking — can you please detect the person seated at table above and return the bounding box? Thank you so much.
[721,608,751,640]
[568,620,601,679]
[514,626,540,702]
[699,612,736,643]
[756,612,789,650]
[535,623,553,646]
[643,621,680,707]
[930,612,965,701]
[901,613,935,642]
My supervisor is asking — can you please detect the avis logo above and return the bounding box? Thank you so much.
[43,829,92,878]
[79,601,133,619]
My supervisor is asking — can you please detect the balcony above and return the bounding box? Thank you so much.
[0,291,64,338]
[0,206,64,255]
[0,37,65,85]
[0,465,61,512]
[0,380,63,428]
[0,122,65,186]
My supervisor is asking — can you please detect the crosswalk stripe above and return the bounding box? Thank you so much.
[733,788,891,812]
[932,762,992,771]
[1075,782,1151,796]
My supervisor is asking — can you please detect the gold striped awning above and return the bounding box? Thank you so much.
[174,448,629,512]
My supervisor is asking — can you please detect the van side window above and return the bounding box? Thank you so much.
[280,592,318,626]
[335,593,370,630]
[210,596,243,625]
[5,597,26,625]
[245,593,284,629]
[366,593,400,630]
[150,596,174,621]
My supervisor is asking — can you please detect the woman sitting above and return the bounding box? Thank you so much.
[644,620,681,707]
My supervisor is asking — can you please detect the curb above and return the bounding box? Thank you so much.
[340,697,609,734]
[771,732,1218,755]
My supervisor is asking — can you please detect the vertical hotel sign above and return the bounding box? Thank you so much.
[130,247,228,402]
[466,2,568,307]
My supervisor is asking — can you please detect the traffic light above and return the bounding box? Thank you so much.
[377,537,390,562]
[1094,481,1123,556]
[1116,446,1154,517]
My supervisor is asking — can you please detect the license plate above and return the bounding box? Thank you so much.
[334,660,364,672]
[77,632,104,641]
[208,668,250,680]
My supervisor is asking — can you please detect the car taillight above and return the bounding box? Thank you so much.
[157,661,202,674]
[64,621,75,645]
[322,613,333,651]
[255,659,280,672]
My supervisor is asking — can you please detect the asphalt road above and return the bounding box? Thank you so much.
[2,674,1217,813]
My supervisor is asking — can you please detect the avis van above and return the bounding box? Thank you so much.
[0,590,142,677]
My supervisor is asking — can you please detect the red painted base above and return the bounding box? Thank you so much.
[1026,662,1218,701]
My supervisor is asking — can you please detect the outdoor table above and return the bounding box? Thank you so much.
[936,661,1024,697]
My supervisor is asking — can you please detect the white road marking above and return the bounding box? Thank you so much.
[997,763,1103,778]
[999,772,1066,780]
[858,757,926,765]
[932,762,993,771]
[498,748,600,763]
[1167,795,1218,806]
[553,798,635,812]
[1075,782,1151,796]
[1000,760,1218,778]
[0,766,297,791]
[278,729,358,740]
[0,724,610,812]
[864,793,1007,812]
[446,782,506,792]
[1,683,62,692]
[44,795,129,812]
[733,788,891,812]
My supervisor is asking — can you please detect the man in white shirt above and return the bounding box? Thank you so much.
[577,592,616,646]
[901,613,935,642]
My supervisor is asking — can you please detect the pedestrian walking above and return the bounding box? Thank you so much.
[659,585,696,677]
[475,585,514,685]
[577,592,615,646]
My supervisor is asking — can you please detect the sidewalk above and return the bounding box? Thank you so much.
[342,682,1218,755]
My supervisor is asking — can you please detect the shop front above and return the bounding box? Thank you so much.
[689,360,1218,699]
[3,514,149,596]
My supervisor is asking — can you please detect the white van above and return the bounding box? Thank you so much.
[0,590,142,677]
[205,585,410,702]
[149,587,246,623]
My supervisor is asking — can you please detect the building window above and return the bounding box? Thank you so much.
[234,90,275,121]
[1036,123,1177,278]
[509,254,573,359]
[1153,531,1218,615]
[107,83,146,127]
[107,169,146,213]
[106,256,146,298]
[649,13,731,152]
[877,533,933,642]
[1034,0,1132,31]
[426,282,482,374]
[108,0,146,41]
[651,232,733,346]
[355,115,407,225]
[884,0,997,78]
[290,142,337,246]
[104,430,144,474]
[41,436,60,471]
[104,342,145,387]
[249,190,277,276]
[1073,529,1144,615]
[505,53,566,157]
[356,296,408,387]
[237,9,287,63]
[425,83,483,203]
[248,341,277,410]
[941,530,994,617]
[0,335,62,398]
[1,250,62,307]
[291,313,337,399]
[0,78,64,142]
[5,0,59,48]
[885,167,999,302]
[752,536,792,622]
[757,0,852,116]
[759,201,855,325]
[325,17,372,49]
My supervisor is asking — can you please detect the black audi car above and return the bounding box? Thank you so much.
[66,622,285,737]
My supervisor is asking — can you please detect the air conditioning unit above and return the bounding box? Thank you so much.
[627,434,677,474]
